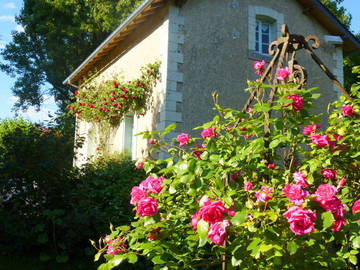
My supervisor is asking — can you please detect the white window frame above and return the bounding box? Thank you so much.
[248,6,284,57]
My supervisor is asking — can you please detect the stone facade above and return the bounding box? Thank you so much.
[73,0,346,166]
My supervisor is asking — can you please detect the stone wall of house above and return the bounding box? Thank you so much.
[178,0,342,135]
[74,6,170,166]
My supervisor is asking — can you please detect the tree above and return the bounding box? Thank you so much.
[0,0,143,112]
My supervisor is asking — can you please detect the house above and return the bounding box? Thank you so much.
[63,0,360,167]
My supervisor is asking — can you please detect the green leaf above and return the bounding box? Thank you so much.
[322,212,335,230]
[161,124,177,137]
[349,255,358,265]
[231,210,248,225]
[247,238,261,251]
[231,255,242,266]
[94,252,102,262]
[197,219,209,247]
[287,241,299,255]
[126,253,138,264]
[152,256,166,264]
[56,254,69,263]
[352,236,360,249]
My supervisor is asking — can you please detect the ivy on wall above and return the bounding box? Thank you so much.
[68,62,161,125]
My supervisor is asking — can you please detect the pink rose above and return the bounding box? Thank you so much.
[106,244,122,256]
[208,220,230,246]
[130,186,147,205]
[177,133,190,146]
[283,206,317,235]
[342,105,354,117]
[267,163,276,169]
[244,181,254,191]
[286,94,304,111]
[310,134,330,147]
[276,67,291,81]
[191,210,201,230]
[253,60,266,70]
[314,184,338,202]
[303,124,321,135]
[293,171,309,188]
[255,185,273,203]
[199,200,227,224]
[136,197,159,217]
[283,184,309,205]
[352,199,360,215]
[253,60,266,76]
[139,176,165,194]
[201,127,217,139]
[136,161,144,169]
[337,177,347,188]
[332,133,344,141]
[230,171,241,181]
[322,169,337,179]
[104,235,112,244]
[148,139,157,144]
[332,218,346,232]
[193,144,206,160]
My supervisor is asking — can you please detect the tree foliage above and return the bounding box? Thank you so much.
[0,0,143,112]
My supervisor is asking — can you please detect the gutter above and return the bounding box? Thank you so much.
[310,0,360,53]
[62,0,156,87]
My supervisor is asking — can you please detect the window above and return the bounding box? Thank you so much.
[123,115,135,158]
[256,20,272,55]
[248,6,284,59]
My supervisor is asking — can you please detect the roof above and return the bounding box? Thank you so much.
[63,0,360,86]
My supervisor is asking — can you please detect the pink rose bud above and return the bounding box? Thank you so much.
[338,177,347,188]
[136,161,144,169]
[191,210,201,230]
[177,133,190,146]
[276,67,291,81]
[267,163,276,169]
[148,139,157,144]
[230,171,241,181]
[352,199,360,216]
[244,181,254,191]
[322,169,337,180]
[227,206,236,217]
[342,105,354,117]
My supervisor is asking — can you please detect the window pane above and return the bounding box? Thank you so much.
[262,44,268,54]
[261,23,270,34]
[262,33,269,44]
[256,30,259,42]
[256,21,259,31]
[124,116,134,154]
[255,42,259,52]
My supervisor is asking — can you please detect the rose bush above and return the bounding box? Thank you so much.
[93,66,360,269]
[67,62,160,125]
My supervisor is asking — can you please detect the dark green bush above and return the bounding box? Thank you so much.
[0,119,145,267]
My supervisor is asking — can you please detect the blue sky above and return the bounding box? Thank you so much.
[0,0,359,123]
